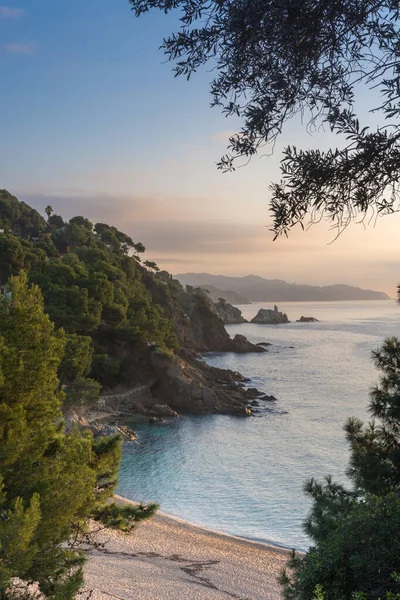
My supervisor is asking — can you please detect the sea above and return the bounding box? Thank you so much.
[117,300,400,550]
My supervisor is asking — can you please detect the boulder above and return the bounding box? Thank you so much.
[245,387,264,399]
[259,394,278,402]
[231,334,266,353]
[149,403,180,418]
[251,307,289,324]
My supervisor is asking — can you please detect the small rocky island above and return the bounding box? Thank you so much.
[251,305,289,325]
[296,316,319,322]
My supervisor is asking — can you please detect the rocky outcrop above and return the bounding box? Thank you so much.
[251,306,289,324]
[65,345,270,425]
[149,351,253,415]
[65,411,137,440]
[296,316,319,322]
[214,298,248,324]
[230,334,266,353]
[142,275,262,354]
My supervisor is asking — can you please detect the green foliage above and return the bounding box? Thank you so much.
[0,235,26,284]
[0,274,98,597]
[0,273,156,598]
[129,1,400,237]
[281,336,400,600]
[63,378,101,406]
[92,501,158,532]
[0,190,46,237]
[60,334,94,382]
[281,494,400,600]
[345,337,400,495]
[0,192,179,398]
[313,576,400,600]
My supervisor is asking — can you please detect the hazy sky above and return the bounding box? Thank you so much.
[1,0,399,296]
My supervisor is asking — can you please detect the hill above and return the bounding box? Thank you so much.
[0,190,264,423]
[196,284,250,304]
[176,273,390,302]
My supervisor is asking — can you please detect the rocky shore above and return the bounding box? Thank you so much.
[65,345,275,438]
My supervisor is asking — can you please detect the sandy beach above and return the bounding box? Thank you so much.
[83,496,290,600]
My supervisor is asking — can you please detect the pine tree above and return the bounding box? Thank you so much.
[345,337,400,495]
[280,335,400,599]
[0,273,123,599]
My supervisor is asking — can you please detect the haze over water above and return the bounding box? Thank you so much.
[118,300,400,550]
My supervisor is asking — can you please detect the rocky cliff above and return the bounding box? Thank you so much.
[214,298,248,324]
[142,274,262,353]
[71,345,260,430]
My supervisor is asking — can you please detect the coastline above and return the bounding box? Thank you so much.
[115,494,294,553]
[84,495,292,599]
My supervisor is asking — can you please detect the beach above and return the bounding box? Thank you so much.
[83,496,291,600]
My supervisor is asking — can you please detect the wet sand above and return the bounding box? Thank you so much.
[84,495,291,600]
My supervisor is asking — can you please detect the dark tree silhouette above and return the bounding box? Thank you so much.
[129,0,400,237]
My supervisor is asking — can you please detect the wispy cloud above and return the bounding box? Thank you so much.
[5,42,35,55]
[0,5,25,18]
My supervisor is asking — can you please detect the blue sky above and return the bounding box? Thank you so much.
[1,0,400,294]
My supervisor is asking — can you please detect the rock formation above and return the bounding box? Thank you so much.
[251,306,289,324]
[143,276,263,353]
[296,316,319,322]
[67,347,259,423]
[214,298,248,324]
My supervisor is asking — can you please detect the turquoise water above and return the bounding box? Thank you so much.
[118,300,400,550]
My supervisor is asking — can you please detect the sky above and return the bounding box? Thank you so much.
[1,0,400,296]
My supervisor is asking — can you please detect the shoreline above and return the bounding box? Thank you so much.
[114,494,295,553]
[84,495,292,599]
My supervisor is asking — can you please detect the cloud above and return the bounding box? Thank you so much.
[17,190,398,293]
[0,5,25,18]
[19,191,317,257]
[5,42,35,55]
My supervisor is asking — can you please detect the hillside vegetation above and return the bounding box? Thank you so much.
[0,190,260,416]
[0,190,182,399]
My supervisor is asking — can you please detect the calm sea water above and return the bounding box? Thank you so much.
[118,300,400,550]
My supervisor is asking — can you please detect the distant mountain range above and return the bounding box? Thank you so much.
[176,273,391,302]
[190,284,251,305]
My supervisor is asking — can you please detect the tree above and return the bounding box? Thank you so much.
[0,235,26,284]
[144,260,160,273]
[280,336,400,600]
[282,494,400,600]
[0,273,156,599]
[129,0,400,237]
[45,205,53,220]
